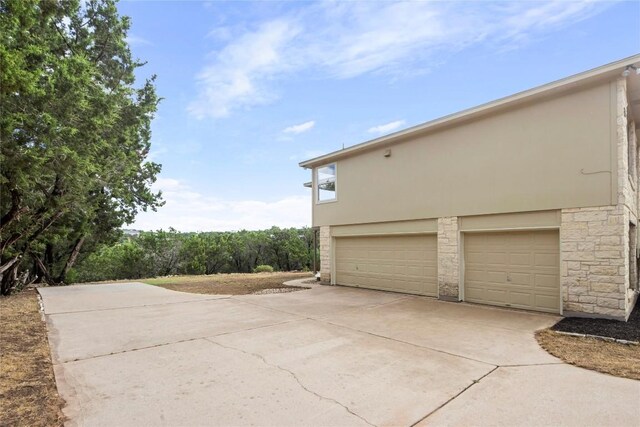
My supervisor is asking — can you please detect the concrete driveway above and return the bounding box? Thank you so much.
[39,280,640,427]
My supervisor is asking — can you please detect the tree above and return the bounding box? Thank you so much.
[0,0,162,294]
[179,233,229,275]
[137,229,181,276]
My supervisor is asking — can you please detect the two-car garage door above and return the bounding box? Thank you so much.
[335,235,438,296]
[333,229,560,314]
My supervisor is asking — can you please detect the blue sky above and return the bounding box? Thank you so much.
[122,0,640,232]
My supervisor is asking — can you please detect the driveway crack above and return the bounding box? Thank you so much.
[410,366,499,427]
[205,337,377,427]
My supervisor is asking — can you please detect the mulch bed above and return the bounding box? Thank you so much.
[551,302,640,342]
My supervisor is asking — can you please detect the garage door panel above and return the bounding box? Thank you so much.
[335,235,437,296]
[509,272,531,286]
[484,270,507,283]
[535,294,560,311]
[509,253,532,266]
[535,273,559,288]
[464,285,486,300]
[535,253,558,267]
[485,288,508,305]
[510,291,533,307]
[464,230,560,314]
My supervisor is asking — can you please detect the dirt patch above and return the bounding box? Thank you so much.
[551,304,639,342]
[0,289,65,426]
[143,272,313,295]
[536,329,640,380]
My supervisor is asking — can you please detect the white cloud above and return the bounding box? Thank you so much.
[126,34,153,46]
[283,120,315,134]
[368,120,406,135]
[189,1,609,119]
[188,20,300,118]
[132,178,310,232]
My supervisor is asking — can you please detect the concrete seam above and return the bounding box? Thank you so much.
[205,337,377,427]
[52,319,299,365]
[318,319,498,367]
[498,362,565,367]
[409,366,500,427]
[44,296,231,316]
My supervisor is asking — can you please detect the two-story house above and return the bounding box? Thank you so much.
[300,55,640,321]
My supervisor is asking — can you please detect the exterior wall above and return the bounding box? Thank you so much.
[313,76,638,320]
[559,77,638,320]
[319,226,331,284]
[313,81,614,227]
[437,217,460,300]
[331,219,436,237]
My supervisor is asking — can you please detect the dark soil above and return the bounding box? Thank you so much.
[552,302,640,342]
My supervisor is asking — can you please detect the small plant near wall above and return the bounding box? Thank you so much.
[253,265,275,273]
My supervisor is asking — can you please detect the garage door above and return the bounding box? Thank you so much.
[335,235,437,296]
[464,230,560,313]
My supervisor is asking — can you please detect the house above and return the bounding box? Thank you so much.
[300,55,640,321]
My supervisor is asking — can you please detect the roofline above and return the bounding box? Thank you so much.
[299,54,640,169]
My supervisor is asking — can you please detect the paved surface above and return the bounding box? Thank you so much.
[39,281,640,427]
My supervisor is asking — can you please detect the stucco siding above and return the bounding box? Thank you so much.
[313,81,614,227]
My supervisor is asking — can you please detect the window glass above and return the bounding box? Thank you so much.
[317,164,336,181]
[316,163,336,202]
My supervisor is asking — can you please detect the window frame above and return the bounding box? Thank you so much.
[315,163,338,204]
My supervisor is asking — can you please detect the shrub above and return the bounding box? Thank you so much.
[253,264,274,273]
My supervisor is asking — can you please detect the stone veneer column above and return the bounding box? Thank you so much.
[616,76,640,318]
[560,206,628,320]
[437,217,460,300]
[319,226,332,284]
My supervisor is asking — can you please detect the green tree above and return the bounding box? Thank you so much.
[137,229,181,277]
[0,0,162,294]
[179,233,229,275]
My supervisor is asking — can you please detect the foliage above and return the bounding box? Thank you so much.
[253,264,274,273]
[0,0,162,294]
[71,227,318,283]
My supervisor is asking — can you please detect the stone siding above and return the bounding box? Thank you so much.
[561,206,628,319]
[319,226,331,284]
[437,217,460,299]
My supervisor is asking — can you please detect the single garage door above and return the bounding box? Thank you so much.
[464,230,560,313]
[335,234,437,296]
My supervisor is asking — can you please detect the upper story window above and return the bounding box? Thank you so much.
[316,163,337,203]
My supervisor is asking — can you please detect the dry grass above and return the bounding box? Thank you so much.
[536,329,640,380]
[0,289,65,426]
[142,272,313,295]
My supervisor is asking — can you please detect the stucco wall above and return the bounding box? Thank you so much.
[313,81,614,227]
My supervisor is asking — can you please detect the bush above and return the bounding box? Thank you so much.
[253,264,274,273]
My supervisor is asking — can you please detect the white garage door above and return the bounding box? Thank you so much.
[464,230,560,313]
[335,235,437,296]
